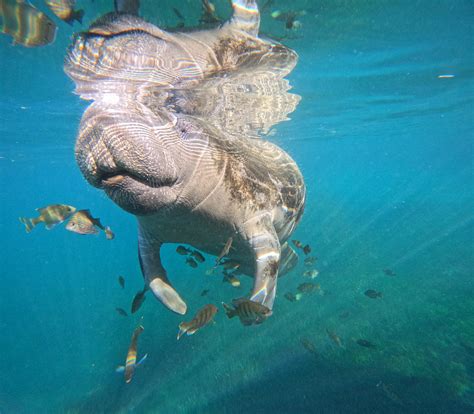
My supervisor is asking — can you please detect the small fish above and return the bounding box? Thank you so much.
[285,13,297,29]
[0,0,57,47]
[45,0,84,25]
[116,325,147,383]
[221,259,240,270]
[186,257,198,269]
[115,307,128,317]
[223,273,240,288]
[118,276,125,289]
[222,299,271,326]
[303,269,319,279]
[364,289,383,299]
[114,0,140,15]
[284,292,296,302]
[172,7,184,21]
[339,311,351,320]
[302,244,311,255]
[383,269,396,277]
[300,338,318,355]
[326,329,343,348]
[200,0,220,24]
[376,382,404,406]
[304,256,317,266]
[176,245,191,255]
[191,250,205,263]
[205,267,217,276]
[356,339,376,349]
[271,10,305,24]
[215,237,233,266]
[19,204,76,232]
[286,17,302,30]
[437,74,455,79]
[295,293,303,301]
[65,210,104,235]
[297,282,320,294]
[292,239,303,249]
[177,304,218,339]
[200,289,210,297]
[131,286,147,314]
[230,268,244,276]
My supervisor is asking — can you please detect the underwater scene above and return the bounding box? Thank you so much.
[1,0,473,413]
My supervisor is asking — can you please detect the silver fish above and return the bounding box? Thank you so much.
[215,237,233,266]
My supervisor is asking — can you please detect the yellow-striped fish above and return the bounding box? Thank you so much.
[116,325,147,383]
[222,298,271,326]
[65,209,114,239]
[65,210,101,235]
[326,328,343,348]
[19,204,76,233]
[177,304,218,340]
[45,0,84,25]
[215,236,233,266]
[0,0,57,47]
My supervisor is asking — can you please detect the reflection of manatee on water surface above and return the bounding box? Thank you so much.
[64,0,306,322]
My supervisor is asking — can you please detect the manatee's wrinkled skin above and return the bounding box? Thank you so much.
[65,0,306,320]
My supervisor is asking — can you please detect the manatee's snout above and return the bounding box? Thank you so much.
[75,104,181,215]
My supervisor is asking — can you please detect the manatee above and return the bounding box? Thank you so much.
[65,0,306,321]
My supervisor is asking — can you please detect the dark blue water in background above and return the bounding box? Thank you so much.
[1,1,473,413]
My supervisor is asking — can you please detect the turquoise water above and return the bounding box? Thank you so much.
[1,1,473,413]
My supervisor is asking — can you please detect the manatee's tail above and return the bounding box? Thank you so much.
[19,217,39,233]
[222,302,236,319]
[228,0,260,36]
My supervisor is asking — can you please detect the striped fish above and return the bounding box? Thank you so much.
[19,204,76,232]
[177,304,218,339]
[116,325,147,383]
[222,298,271,326]
[215,237,233,266]
[45,0,84,25]
[0,0,57,47]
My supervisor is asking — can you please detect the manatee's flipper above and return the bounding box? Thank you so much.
[279,242,298,276]
[228,0,260,36]
[242,213,280,311]
[138,226,187,315]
